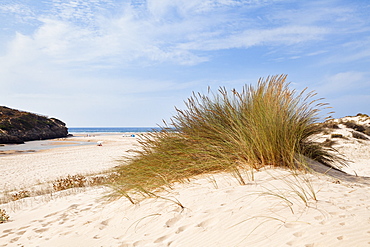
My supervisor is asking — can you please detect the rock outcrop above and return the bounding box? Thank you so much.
[0,106,68,144]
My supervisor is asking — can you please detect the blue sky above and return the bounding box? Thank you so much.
[1,0,369,127]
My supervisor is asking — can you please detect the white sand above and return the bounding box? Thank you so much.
[1,132,370,246]
[0,134,139,192]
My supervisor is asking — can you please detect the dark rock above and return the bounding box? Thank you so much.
[356,113,369,117]
[343,121,366,132]
[364,127,370,136]
[331,133,344,138]
[351,131,369,140]
[321,121,339,129]
[0,106,68,144]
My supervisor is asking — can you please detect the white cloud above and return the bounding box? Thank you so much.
[315,71,370,96]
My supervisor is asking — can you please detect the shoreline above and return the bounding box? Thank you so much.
[0,132,141,156]
[0,134,139,193]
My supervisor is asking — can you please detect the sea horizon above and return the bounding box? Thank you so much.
[68,127,162,133]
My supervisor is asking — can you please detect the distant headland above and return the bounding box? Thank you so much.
[0,106,68,144]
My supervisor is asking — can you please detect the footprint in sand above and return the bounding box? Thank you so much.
[196,217,220,228]
[154,234,169,243]
[16,230,26,235]
[41,221,55,227]
[319,220,327,225]
[293,231,305,237]
[165,215,181,228]
[133,240,149,246]
[175,225,189,234]
[44,212,59,218]
[337,236,344,240]
[80,206,93,212]
[118,242,130,247]
[157,202,168,208]
[58,231,72,236]
[9,237,20,243]
[2,229,13,234]
[34,227,49,233]
[284,222,301,229]
[67,204,80,209]
[57,213,69,221]
[202,208,221,214]
[17,225,30,230]
[100,219,111,226]
[285,240,297,246]
[99,219,112,230]
[314,216,324,221]
[305,244,315,247]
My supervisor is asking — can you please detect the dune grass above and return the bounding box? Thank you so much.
[0,208,9,223]
[111,75,342,202]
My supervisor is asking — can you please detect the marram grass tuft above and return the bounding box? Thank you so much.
[111,75,343,201]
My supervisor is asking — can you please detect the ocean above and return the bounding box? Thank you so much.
[68,127,162,133]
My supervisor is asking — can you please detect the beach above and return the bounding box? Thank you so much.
[0,134,139,193]
[1,133,370,246]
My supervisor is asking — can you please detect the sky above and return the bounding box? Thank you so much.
[0,0,369,127]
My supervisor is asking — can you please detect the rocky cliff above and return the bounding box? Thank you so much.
[0,106,68,144]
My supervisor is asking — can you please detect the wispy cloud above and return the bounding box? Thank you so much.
[315,71,370,96]
[1,0,370,125]
[48,0,115,25]
[179,25,327,51]
[0,3,34,20]
[2,0,354,68]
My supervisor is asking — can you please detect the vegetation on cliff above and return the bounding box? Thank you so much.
[0,106,68,144]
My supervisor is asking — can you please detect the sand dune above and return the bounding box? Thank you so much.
[1,131,370,246]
